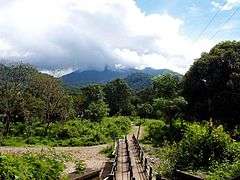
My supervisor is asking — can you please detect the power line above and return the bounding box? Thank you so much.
[210,6,240,40]
[195,1,227,41]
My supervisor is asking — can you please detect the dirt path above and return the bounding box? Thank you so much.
[0,145,108,173]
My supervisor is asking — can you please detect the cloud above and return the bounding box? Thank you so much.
[0,0,214,74]
[211,0,240,10]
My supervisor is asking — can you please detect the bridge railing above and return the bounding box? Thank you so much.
[126,136,135,180]
[107,140,119,180]
[132,134,162,180]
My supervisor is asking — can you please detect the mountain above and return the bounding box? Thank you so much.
[124,73,152,91]
[61,67,181,88]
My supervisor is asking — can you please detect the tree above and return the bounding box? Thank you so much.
[82,85,105,104]
[153,74,180,98]
[137,103,153,119]
[183,41,240,128]
[104,79,133,116]
[153,97,187,127]
[84,100,109,122]
[0,64,37,135]
[28,73,71,132]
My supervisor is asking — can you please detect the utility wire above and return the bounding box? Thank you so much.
[195,1,227,41]
[210,7,240,40]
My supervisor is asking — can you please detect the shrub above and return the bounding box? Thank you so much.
[177,124,233,170]
[100,145,115,158]
[0,153,66,179]
[75,160,86,174]
[155,144,178,177]
[143,119,186,146]
[207,160,240,180]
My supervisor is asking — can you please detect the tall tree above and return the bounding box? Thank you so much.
[183,41,240,128]
[28,73,71,131]
[0,64,37,135]
[104,79,133,116]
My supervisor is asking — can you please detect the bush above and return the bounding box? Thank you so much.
[207,160,240,180]
[144,119,186,146]
[177,124,232,169]
[0,153,66,179]
[75,160,86,174]
[100,116,131,140]
[1,117,131,147]
[100,145,115,158]
[155,144,178,178]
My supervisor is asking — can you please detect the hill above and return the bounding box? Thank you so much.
[61,67,181,89]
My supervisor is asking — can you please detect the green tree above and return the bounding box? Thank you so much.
[84,100,109,122]
[104,79,133,116]
[82,85,105,104]
[153,97,187,127]
[183,41,240,128]
[28,73,71,132]
[137,103,153,118]
[0,64,37,135]
[153,74,180,98]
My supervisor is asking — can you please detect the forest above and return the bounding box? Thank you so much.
[1,41,240,179]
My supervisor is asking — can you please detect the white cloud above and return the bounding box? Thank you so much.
[0,0,214,74]
[212,0,240,10]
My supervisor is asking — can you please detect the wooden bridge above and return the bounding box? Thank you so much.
[106,134,159,180]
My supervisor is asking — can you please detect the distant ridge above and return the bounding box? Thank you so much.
[61,67,181,89]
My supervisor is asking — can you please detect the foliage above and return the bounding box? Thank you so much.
[144,119,240,179]
[155,144,178,178]
[1,117,131,146]
[144,119,186,146]
[100,145,115,158]
[75,160,86,174]
[0,152,67,179]
[125,72,152,91]
[0,64,72,136]
[183,41,240,127]
[137,103,153,119]
[177,124,233,170]
[153,97,187,125]
[104,79,133,116]
[84,100,109,122]
[153,74,180,98]
[207,160,240,180]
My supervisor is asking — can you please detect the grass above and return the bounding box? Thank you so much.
[100,145,115,158]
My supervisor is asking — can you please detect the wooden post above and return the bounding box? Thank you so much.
[140,151,144,163]
[149,166,152,180]
[129,165,133,178]
[144,158,147,172]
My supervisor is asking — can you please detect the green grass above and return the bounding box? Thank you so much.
[100,145,115,158]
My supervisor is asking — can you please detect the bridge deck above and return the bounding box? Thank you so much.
[115,138,147,180]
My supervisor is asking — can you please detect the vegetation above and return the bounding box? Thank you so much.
[100,145,115,158]
[1,41,240,178]
[183,41,240,129]
[0,152,71,179]
[0,117,131,146]
[143,119,240,179]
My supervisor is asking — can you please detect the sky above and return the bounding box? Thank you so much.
[0,0,239,76]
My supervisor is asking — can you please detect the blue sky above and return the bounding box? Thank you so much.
[137,0,240,41]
